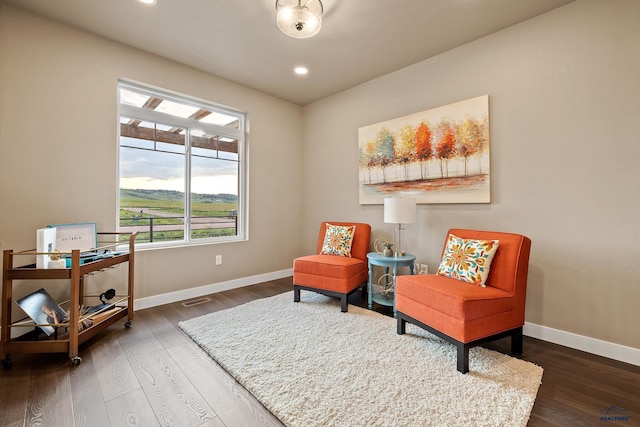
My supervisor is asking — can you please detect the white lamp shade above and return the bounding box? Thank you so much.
[384,198,417,224]
[276,0,323,39]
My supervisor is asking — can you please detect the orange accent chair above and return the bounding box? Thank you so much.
[396,229,532,373]
[293,222,371,312]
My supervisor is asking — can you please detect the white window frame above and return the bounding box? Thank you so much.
[117,80,248,248]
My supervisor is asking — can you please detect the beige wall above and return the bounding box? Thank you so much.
[302,0,640,349]
[0,4,304,303]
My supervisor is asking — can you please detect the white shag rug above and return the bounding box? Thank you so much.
[179,291,543,427]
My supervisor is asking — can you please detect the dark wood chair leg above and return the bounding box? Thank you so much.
[340,295,348,312]
[397,315,406,335]
[511,327,523,355]
[456,343,469,374]
[293,286,300,303]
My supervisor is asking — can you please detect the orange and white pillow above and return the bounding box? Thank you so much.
[436,234,499,287]
[320,224,356,257]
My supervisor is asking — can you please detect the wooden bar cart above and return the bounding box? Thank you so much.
[1,232,137,369]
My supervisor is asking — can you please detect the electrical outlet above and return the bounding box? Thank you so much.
[414,263,428,274]
[215,255,222,265]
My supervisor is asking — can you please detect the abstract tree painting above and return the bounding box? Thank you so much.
[358,95,490,204]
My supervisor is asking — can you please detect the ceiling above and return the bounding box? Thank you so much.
[5,0,574,105]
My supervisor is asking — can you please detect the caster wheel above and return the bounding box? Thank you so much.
[1,358,12,370]
[124,321,132,328]
[70,356,82,366]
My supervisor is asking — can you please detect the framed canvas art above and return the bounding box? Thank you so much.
[358,95,490,204]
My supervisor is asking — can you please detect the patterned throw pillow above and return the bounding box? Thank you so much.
[320,224,356,257]
[436,234,499,287]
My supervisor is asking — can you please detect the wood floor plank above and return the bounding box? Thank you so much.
[116,314,220,427]
[162,302,192,325]
[135,307,189,350]
[527,398,595,427]
[198,419,226,427]
[0,354,32,427]
[88,329,141,402]
[553,383,639,425]
[23,355,75,427]
[168,342,283,427]
[68,353,111,427]
[105,388,161,427]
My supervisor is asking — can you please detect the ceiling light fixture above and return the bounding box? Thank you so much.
[294,66,309,75]
[138,0,156,4]
[276,0,323,39]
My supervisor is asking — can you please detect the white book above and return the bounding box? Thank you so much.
[36,227,57,269]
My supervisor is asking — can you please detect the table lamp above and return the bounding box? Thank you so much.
[383,197,417,257]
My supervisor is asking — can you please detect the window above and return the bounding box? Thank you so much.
[117,81,246,247]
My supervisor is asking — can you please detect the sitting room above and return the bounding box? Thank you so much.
[0,0,638,425]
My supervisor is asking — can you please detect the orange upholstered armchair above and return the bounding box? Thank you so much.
[396,228,532,373]
[293,222,371,312]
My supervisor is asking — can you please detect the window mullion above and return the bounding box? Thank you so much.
[185,129,192,242]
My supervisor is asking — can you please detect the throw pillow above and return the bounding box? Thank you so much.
[436,234,499,287]
[320,224,356,257]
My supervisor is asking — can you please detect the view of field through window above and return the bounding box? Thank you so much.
[118,189,238,244]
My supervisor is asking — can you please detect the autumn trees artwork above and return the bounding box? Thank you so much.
[358,95,490,204]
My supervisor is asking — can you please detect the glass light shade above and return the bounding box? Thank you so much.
[276,0,323,39]
[384,198,417,224]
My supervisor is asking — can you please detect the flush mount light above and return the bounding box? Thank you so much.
[294,66,309,75]
[276,0,323,39]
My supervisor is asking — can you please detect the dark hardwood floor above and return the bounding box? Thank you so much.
[1,277,638,427]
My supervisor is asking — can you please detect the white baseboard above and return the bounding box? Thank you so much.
[133,268,294,311]
[524,322,640,367]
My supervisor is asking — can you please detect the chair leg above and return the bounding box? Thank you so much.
[340,295,348,312]
[397,315,406,335]
[456,343,470,374]
[511,327,523,355]
[293,286,300,303]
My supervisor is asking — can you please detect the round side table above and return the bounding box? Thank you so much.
[366,252,416,317]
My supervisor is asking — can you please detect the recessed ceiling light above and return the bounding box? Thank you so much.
[294,66,309,75]
[139,0,156,4]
